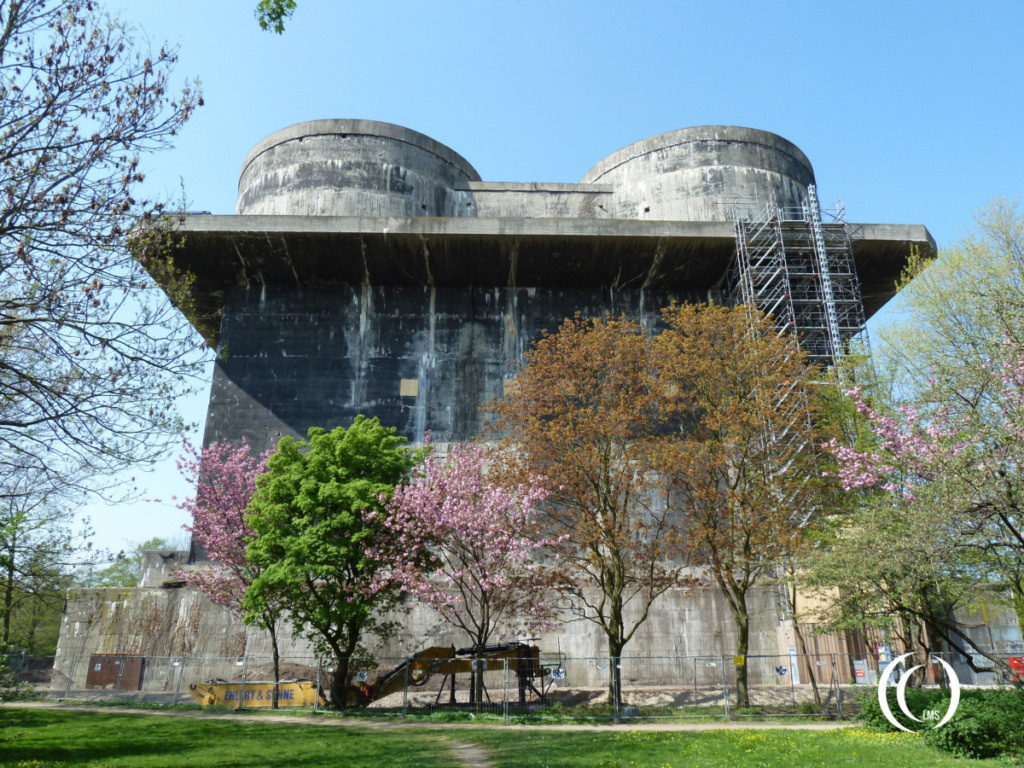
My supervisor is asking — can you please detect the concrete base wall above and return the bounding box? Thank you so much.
[53,581,795,691]
[53,576,1024,695]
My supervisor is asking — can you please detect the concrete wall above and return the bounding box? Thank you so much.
[581,126,815,222]
[138,551,190,589]
[236,121,813,224]
[460,182,615,219]
[237,120,480,218]
[54,580,1024,695]
[202,284,703,452]
[53,582,791,690]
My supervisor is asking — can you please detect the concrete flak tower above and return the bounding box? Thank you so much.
[168,119,932,457]
[51,121,945,701]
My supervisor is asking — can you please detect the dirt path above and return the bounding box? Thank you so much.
[448,740,494,767]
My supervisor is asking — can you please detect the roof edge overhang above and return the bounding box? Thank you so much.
[154,214,935,345]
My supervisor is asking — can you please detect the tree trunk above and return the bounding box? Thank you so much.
[605,571,626,716]
[269,621,280,709]
[328,623,361,709]
[2,541,15,649]
[1013,585,1024,640]
[792,620,821,706]
[735,602,750,709]
[330,654,351,710]
[472,639,485,709]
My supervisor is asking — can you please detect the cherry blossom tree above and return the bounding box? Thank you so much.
[371,441,556,704]
[374,442,555,651]
[175,439,288,707]
[0,0,206,500]
[820,347,1024,679]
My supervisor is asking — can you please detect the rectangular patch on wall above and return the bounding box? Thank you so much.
[400,379,419,397]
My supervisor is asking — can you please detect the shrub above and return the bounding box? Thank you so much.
[922,689,1024,760]
[859,686,946,732]
[861,686,1024,759]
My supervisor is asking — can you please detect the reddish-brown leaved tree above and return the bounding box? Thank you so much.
[657,304,827,708]
[490,315,686,709]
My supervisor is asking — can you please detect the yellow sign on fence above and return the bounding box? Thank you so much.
[733,656,746,666]
[188,680,325,708]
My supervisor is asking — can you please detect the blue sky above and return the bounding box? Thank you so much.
[84,0,1024,554]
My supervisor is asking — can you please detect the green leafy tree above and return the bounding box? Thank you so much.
[255,0,297,33]
[75,537,171,589]
[244,416,423,708]
[875,198,1024,630]
[879,198,1024,420]
[0,476,89,653]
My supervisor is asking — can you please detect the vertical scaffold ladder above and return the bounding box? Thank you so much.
[805,184,843,363]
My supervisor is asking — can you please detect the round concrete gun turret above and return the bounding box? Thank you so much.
[236,119,481,218]
[582,125,815,222]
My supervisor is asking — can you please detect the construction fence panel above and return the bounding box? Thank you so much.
[28,651,1024,718]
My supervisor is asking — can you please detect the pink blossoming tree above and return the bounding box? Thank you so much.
[175,439,287,706]
[372,442,557,664]
[822,346,1024,678]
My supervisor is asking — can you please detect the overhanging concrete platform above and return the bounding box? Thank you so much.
[171,214,934,343]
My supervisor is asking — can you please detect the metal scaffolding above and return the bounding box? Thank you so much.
[724,185,869,368]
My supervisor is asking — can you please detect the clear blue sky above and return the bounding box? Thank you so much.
[84,0,1024,554]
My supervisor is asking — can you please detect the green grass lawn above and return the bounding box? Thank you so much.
[0,709,457,768]
[460,728,1009,767]
[0,708,1014,768]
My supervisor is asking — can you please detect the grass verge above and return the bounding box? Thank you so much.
[1,708,1015,767]
[456,728,1015,767]
[0,708,456,768]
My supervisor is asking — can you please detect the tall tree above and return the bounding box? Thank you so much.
[244,417,423,708]
[175,440,289,707]
[0,473,89,652]
[657,303,827,708]
[878,197,1023,419]
[871,200,1024,634]
[490,315,684,710]
[374,441,557,694]
[0,0,205,497]
[819,375,1024,679]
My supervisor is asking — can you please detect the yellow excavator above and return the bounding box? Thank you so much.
[351,642,552,707]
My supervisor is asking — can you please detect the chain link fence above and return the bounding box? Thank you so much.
[1,653,56,697]
[18,648,1024,719]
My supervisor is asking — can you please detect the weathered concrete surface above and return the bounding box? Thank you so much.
[237,120,480,217]
[202,284,703,451]
[459,181,614,219]
[109,121,942,690]
[53,582,795,692]
[581,126,816,223]
[53,580,1023,699]
[172,214,933,351]
[139,551,189,589]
